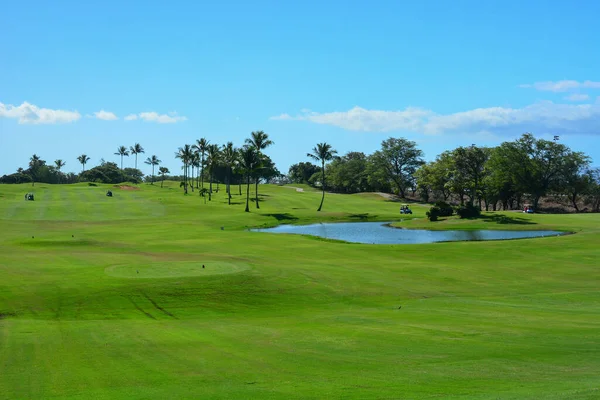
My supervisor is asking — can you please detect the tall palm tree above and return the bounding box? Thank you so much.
[77,154,90,172]
[159,166,169,188]
[54,159,66,184]
[114,146,130,169]
[188,151,199,192]
[206,144,221,199]
[245,130,274,209]
[193,138,209,190]
[239,145,260,212]
[130,143,145,170]
[175,144,193,194]
[307,142,337,211]
[144,155,161,185]
[29,154,43,187]
[222,142,237,205]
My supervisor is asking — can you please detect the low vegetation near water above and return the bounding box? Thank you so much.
[0,182,599,399]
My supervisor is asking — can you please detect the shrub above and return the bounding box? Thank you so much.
[456,204,481,219]
[434,201,453,217]
[426,206,441,221]
[88,182,98,186]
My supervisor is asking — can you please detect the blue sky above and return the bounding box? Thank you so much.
[2,0,600,176]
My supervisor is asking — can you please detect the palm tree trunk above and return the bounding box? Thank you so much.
[120,155,123,170]
[245,174,250,212]
[200,155,204,190]
[190,166,194,192]
[255,177,259,209]
[317,162,325,211]
[135,154,138,169]
[151,165,155,185]
[161,175,164,188]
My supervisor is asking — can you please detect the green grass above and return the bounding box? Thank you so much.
[1,182,599,399]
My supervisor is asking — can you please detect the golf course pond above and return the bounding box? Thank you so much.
[251,221,567,244]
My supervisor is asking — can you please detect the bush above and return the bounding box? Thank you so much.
[88,182,98,186]
[456,204,481,219]
[434,201,454,217]
[426,206,441,221]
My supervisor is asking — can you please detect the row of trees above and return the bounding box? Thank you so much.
[173,131,280,211]
[288,134,600,212]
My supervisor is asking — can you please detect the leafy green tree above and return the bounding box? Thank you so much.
[326,152,369,193]
[239,145,260,212]
[193,138,209,190]
[77,154,91,172]
[129,143,145,169]
[288,162,320,184]
[372,138,424,197]
[114,146,130,170]
[245,131,274,209]
[159,166,170,188]
[144,155,161,185]
[307,142,337,211]
[452,145,490,208]
[584,168,600,212]
[559,153,592,211]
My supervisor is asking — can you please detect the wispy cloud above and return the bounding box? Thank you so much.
[519,80,600,92]
[0,101,81,124]
[94,110,118,120]
[270,101,600,136]
[125,111,187,123]
[564,94,590,102]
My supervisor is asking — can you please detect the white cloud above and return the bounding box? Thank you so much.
[271,101,600,136]
[565,94,590,102]
[519,80,600,92]
[125,111,187,123]
[94,110,118,120]
[0,101,81,124]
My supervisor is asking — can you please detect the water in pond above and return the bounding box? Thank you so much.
[251,221,565,244]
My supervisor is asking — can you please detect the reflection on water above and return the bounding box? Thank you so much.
[251,221,565,244]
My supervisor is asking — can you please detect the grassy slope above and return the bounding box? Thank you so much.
[0,182,599,399]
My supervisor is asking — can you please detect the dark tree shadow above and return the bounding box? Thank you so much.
[262,213,299,222]
[348,213,376,220]
[479,214,537,225]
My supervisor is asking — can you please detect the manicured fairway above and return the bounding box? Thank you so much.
[0,182,599,399]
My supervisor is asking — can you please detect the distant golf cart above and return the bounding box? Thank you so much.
[523,204,534,214]
[24,193,34,201]
[106,190,113,197]
[400,204,412,214]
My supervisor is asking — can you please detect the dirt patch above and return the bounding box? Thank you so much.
[114,185,140,191]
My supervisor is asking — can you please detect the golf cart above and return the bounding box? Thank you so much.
[523,204,534,214]
[400,204,412,214]
[106,190,113,197]
[25,193,34,201]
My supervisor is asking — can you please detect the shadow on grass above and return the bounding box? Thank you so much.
[348,213,377,220]
[479,214,537,225]
[262,213,299,222]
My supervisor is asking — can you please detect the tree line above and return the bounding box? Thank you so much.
[288,134,600,212]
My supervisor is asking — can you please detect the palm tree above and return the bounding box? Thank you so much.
[245,130,274,208]
[239,145,260,212]
[193,138,209,190]
[307,142,337,211]
[206,144,221,199]
[29,154,43,187]
[114,146,130,169]
[144,155,161,185]
[222,142,237,205]
[130,143,145,170]
[77,154,90,172]
[175,144,193,194]
[159,166,169,188]
[189,152,200,192]
[54,159,66,184]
